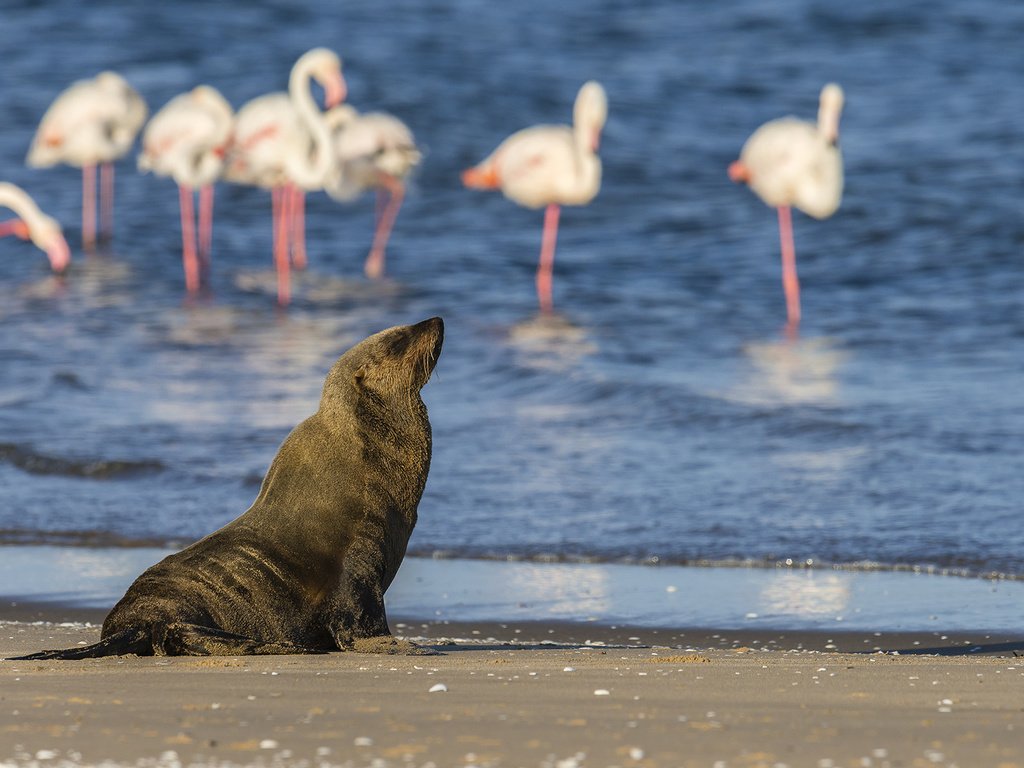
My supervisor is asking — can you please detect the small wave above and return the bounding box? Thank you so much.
[0,538,1018,582]
[0,529,181,548]
[407,548,1024,582]
[0,443,164,479]
[51,370,91,390]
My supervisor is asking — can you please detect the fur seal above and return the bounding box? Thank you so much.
[12,317,443,659]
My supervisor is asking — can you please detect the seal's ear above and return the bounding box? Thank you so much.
[353,366,367,388]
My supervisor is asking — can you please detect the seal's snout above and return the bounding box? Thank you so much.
[414,317,444,383]
[415,316,444,338]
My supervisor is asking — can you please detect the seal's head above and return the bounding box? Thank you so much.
[320,317,444,425]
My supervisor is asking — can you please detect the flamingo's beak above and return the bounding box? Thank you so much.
[461,165,500,189]
[46,234,71,274]
[728,160,750,183]
[213,135,234,159]
[324,73,347,109]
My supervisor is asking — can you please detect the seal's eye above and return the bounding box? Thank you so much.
[386,333,412,358]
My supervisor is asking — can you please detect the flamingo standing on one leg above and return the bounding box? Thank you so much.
[728,83,845,333]
[225,48,346,306]
[0,182,71,272]
[323,104,421,278]
[462,81,607,314]
[27,71,147,250]
[138,86,234,295]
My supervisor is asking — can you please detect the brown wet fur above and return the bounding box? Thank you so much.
[11,317,444,660]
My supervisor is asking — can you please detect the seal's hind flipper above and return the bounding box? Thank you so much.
[7,628,153,660]
[157,622,326,656]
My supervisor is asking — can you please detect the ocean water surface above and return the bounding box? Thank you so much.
[1,0,1023,623]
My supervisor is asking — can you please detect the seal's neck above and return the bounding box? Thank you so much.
[356,392,432,509]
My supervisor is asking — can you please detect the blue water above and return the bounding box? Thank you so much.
[1,0,1023,584]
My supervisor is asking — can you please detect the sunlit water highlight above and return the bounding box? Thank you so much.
[3,547,1022,633]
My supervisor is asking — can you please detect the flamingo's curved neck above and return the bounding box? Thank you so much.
[0,183,50,239]
[572,110,601,188]
[286,60,334,188]
[817,86,844,144]
[818,107,840,144]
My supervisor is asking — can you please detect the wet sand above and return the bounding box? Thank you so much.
[2,606,1023,768]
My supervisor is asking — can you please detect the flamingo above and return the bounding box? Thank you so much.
[323,104,421,278]
[462,81,606,313]
[138,86,234,295]
[27,71,147,250]
[728,83,845,332]
[0,182,71,273]
[225,48,347,305]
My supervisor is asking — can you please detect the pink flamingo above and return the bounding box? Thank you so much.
[462,82,606,314]
[27,72,147,250]
[138,86,234,295]
[323,105,421,278]
[225,48,347,305]
[0,182,71,272]
[728,83,845,332]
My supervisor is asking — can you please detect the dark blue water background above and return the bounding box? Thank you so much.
[1,0,1023,579]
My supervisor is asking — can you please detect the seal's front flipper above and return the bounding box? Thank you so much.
[157,622,326,656]
[7,628,153,660]
[350,636,441,656]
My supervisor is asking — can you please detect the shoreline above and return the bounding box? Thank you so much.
[3,598,1022,658]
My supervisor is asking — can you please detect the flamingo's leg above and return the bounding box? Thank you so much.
[272,186,292,306]
[179,185,199,295]
[374,186,386,230]
[536,203,561,313]
[290,185,306,270]
[82,164,97,250]
[365,175,405,279]
[100,162,115,241]
[777,205,801,330]
[198,184,214,282]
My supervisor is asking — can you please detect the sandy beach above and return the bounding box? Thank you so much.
[2,607,1022,768]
